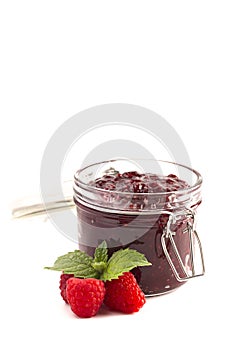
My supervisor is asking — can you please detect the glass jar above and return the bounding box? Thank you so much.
[73,159,205,296]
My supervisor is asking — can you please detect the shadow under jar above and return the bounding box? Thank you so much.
[73,159,205,296]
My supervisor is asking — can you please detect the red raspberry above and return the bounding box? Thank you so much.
[104,272,146,314]
[66,278,106,318]
[59,273,74,303]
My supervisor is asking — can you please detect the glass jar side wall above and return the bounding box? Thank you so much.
[76,201,197,295]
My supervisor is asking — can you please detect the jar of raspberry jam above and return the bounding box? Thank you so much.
[73,159,205,296]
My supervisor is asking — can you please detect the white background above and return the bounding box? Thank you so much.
[0,1,232,349]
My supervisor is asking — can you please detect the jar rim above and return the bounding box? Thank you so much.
[74,158,202,196]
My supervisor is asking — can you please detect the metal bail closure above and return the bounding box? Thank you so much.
[161,210,205,282]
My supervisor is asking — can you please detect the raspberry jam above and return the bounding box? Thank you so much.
[74,159,203,296]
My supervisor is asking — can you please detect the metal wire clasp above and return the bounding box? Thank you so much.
[161,210,205,282]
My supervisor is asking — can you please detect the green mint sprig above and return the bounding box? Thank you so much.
[45,241,151,281]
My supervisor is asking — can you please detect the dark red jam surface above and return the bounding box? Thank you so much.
[89,170,189,211]
[92,171,188,193]
[75,171,195,295]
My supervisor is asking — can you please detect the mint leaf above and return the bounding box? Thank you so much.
[94,240,108,263]
[101,248,152,281]
[91,261,107,273]
[45,243,151,282]
[45,250,99,279]
[91,241,108,274]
